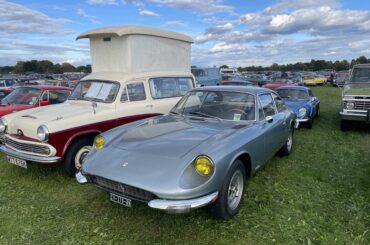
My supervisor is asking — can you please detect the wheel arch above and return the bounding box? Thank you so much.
[61,130,101,160]
[230,151,252,179]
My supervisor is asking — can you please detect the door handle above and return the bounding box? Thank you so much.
[145,104,153,108]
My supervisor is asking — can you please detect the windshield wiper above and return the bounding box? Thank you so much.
[188,111,221,120]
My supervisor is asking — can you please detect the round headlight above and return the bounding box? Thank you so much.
[94,136,105,150]
[194,156,214,176]
[298,108,307,117]
[346,102,354,110]
[37,125,49,142]
[0,118,8,134]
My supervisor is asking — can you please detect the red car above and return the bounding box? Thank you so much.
[263,78,298,90]
[0,86,72,117]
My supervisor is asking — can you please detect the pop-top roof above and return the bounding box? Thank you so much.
[76,26,193,43]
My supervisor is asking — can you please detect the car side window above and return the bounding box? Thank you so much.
[42,91,49,101]
[49,90,70,104]
[272,93,286,112]
[258,99,265,120]
[308,90,314,97]
[259,93,276,117]
[120,82,146,102]
[149,77,193,99]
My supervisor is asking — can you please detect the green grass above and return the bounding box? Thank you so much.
[0,87,369,244]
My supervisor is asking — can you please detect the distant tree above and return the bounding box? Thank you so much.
[61,62,75,73]
[37,60,54,73]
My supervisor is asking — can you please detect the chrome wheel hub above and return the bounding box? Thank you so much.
[227,170,244,211]
[74,145,92,170]
[287,130,293,152]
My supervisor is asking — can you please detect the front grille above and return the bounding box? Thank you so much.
[86,175,157,202]
[5,136,51,156]
[344,99,370,111]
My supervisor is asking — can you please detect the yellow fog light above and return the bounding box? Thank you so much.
[94,136,105,150]
[194,156,214,176]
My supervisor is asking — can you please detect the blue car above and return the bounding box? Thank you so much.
[277,86,320,128]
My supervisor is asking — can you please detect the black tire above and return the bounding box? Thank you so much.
[63,137,94,177]
[340,120,351,131]
[207,160,246,220]
[278,126,293,156]
[315,105,320,118]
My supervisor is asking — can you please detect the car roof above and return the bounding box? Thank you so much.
[194,85,273,94]
[277,85,310,91]
[18,85,72,91]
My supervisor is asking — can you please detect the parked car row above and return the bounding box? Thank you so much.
[0,26,366,220]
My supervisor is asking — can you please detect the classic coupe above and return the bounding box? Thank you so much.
[277,86,320,128]
[77,86,296,219]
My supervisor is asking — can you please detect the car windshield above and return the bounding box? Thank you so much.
[69,80,120,103]
[172,90,255,121]
[222,81,249,86]
[350,68,370,83]
[277,89,310,100]
[1,87,42,105]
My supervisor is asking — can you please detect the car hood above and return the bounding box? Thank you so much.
[343,83,370,96]
[112,115,237,158]
[0,104,33,117]
[283,99,310,114]
[4,100,114,139]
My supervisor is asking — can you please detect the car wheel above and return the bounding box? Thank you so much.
[207,160,246,220]
[340,120,351,131]
[316,106,320,118]
[64,137,94,176]
[278,126,293,156]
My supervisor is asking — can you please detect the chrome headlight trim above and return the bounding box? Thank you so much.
[345,101,355,110]
[37,125,49,142]
[0,118,8,134]
[298,108,307,117]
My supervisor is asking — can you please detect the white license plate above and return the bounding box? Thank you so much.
[110,193,131,207]
[7,156,27,169]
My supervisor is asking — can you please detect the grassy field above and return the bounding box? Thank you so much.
[0,87,369,244]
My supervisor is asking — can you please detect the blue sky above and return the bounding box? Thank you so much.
[1,0,370,67]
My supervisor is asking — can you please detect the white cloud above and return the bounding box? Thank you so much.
[165,21,187,27]
[87,0,118,5]
[125,0,233,14]
[139,9,159,16]
[195,22,234,43]
[77,9,101,24]
[0,0,71,35]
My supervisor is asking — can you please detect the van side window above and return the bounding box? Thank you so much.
[149,77,193,99]
[259,94,276,117]
[120,82,146,102]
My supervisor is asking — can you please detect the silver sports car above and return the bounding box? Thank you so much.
[77,86,296,219]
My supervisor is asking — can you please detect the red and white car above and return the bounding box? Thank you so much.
[0,26,195,176]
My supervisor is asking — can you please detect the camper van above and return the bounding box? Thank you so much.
[0,26,195,176]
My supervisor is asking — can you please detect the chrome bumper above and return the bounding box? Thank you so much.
[340,110,370,123]
[295,118,309,128]
[0,145,61,164]
[148,192,219,214]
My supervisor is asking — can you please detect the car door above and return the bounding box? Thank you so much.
[272,92,290,146]
[115,81,154,125]
[258,93,283,159]
[308,89,319,116]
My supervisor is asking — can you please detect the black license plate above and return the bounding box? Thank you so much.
[110,193,131,207]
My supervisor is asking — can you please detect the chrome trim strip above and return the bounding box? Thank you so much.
[0,145,61,164]
[148,192,218,213]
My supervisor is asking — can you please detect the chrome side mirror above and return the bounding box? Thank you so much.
[266,116,273,123]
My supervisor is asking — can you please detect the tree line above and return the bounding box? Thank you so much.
[0,60,91,74]
[222,56,370,72]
